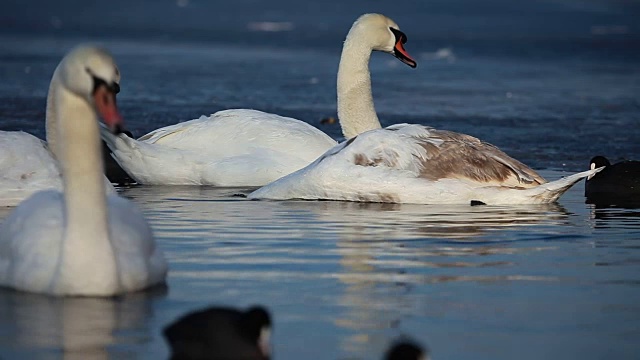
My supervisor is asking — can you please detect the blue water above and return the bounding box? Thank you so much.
[1,0,640,359]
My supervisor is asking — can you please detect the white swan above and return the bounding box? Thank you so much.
[248,125,604,205]
[0,46,167,296]
[0,55,117,207]
[99,14,417,186]
[248,14,604,205]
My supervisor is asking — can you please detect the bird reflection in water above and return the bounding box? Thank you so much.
[0,286,166,359]
[587,203,640,232]
[308,201,570,356]
[114,186,572,358]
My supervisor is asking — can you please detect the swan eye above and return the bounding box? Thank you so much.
[91,76,120,95]
[85,67,119,94]
[389,27,407,44]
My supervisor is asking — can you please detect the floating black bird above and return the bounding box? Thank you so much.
[385,339,429,360]
[163,305,272,360]
[585,156,640,206]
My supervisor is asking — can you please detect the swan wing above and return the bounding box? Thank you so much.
[387,124,546,186]
[308,124,544,186]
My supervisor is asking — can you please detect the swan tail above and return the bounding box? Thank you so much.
[522,167,605,203]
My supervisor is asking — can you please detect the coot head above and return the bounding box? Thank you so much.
[163,305,272,360]
[385,340,429,360]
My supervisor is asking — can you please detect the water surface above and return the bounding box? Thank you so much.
[1,171,639,359]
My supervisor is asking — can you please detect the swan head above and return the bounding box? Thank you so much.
[59,45,124,133]
[350,13,417,68]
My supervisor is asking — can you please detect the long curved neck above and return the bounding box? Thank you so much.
[55,86,117,291]
[46,67,61,158]
[337,36,382,139]
[58,88,108,232]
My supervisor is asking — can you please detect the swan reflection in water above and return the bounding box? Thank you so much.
[0,287,166,359]
[117,185,571,356]
[118,185,570,240]
[278,197,568,356]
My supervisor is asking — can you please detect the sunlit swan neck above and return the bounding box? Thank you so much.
[55,85,117,291]
[45,67,61,158]
[337,32,382,139]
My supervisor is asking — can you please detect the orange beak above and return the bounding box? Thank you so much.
[390,28,417,68]
[393,37,417,68]
[93,84,124,133]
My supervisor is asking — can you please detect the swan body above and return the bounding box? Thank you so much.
[249,125,604,205]
[0,46,167,296]
[101,13,416,186]
[100,110,337,186]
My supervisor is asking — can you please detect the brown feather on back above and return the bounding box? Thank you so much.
[413,129,545,187]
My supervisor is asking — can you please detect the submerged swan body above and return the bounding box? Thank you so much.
[0,46,167,296]
[100,13,416,186]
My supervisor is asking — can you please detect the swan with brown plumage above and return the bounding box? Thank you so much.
[248,14,603,205]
